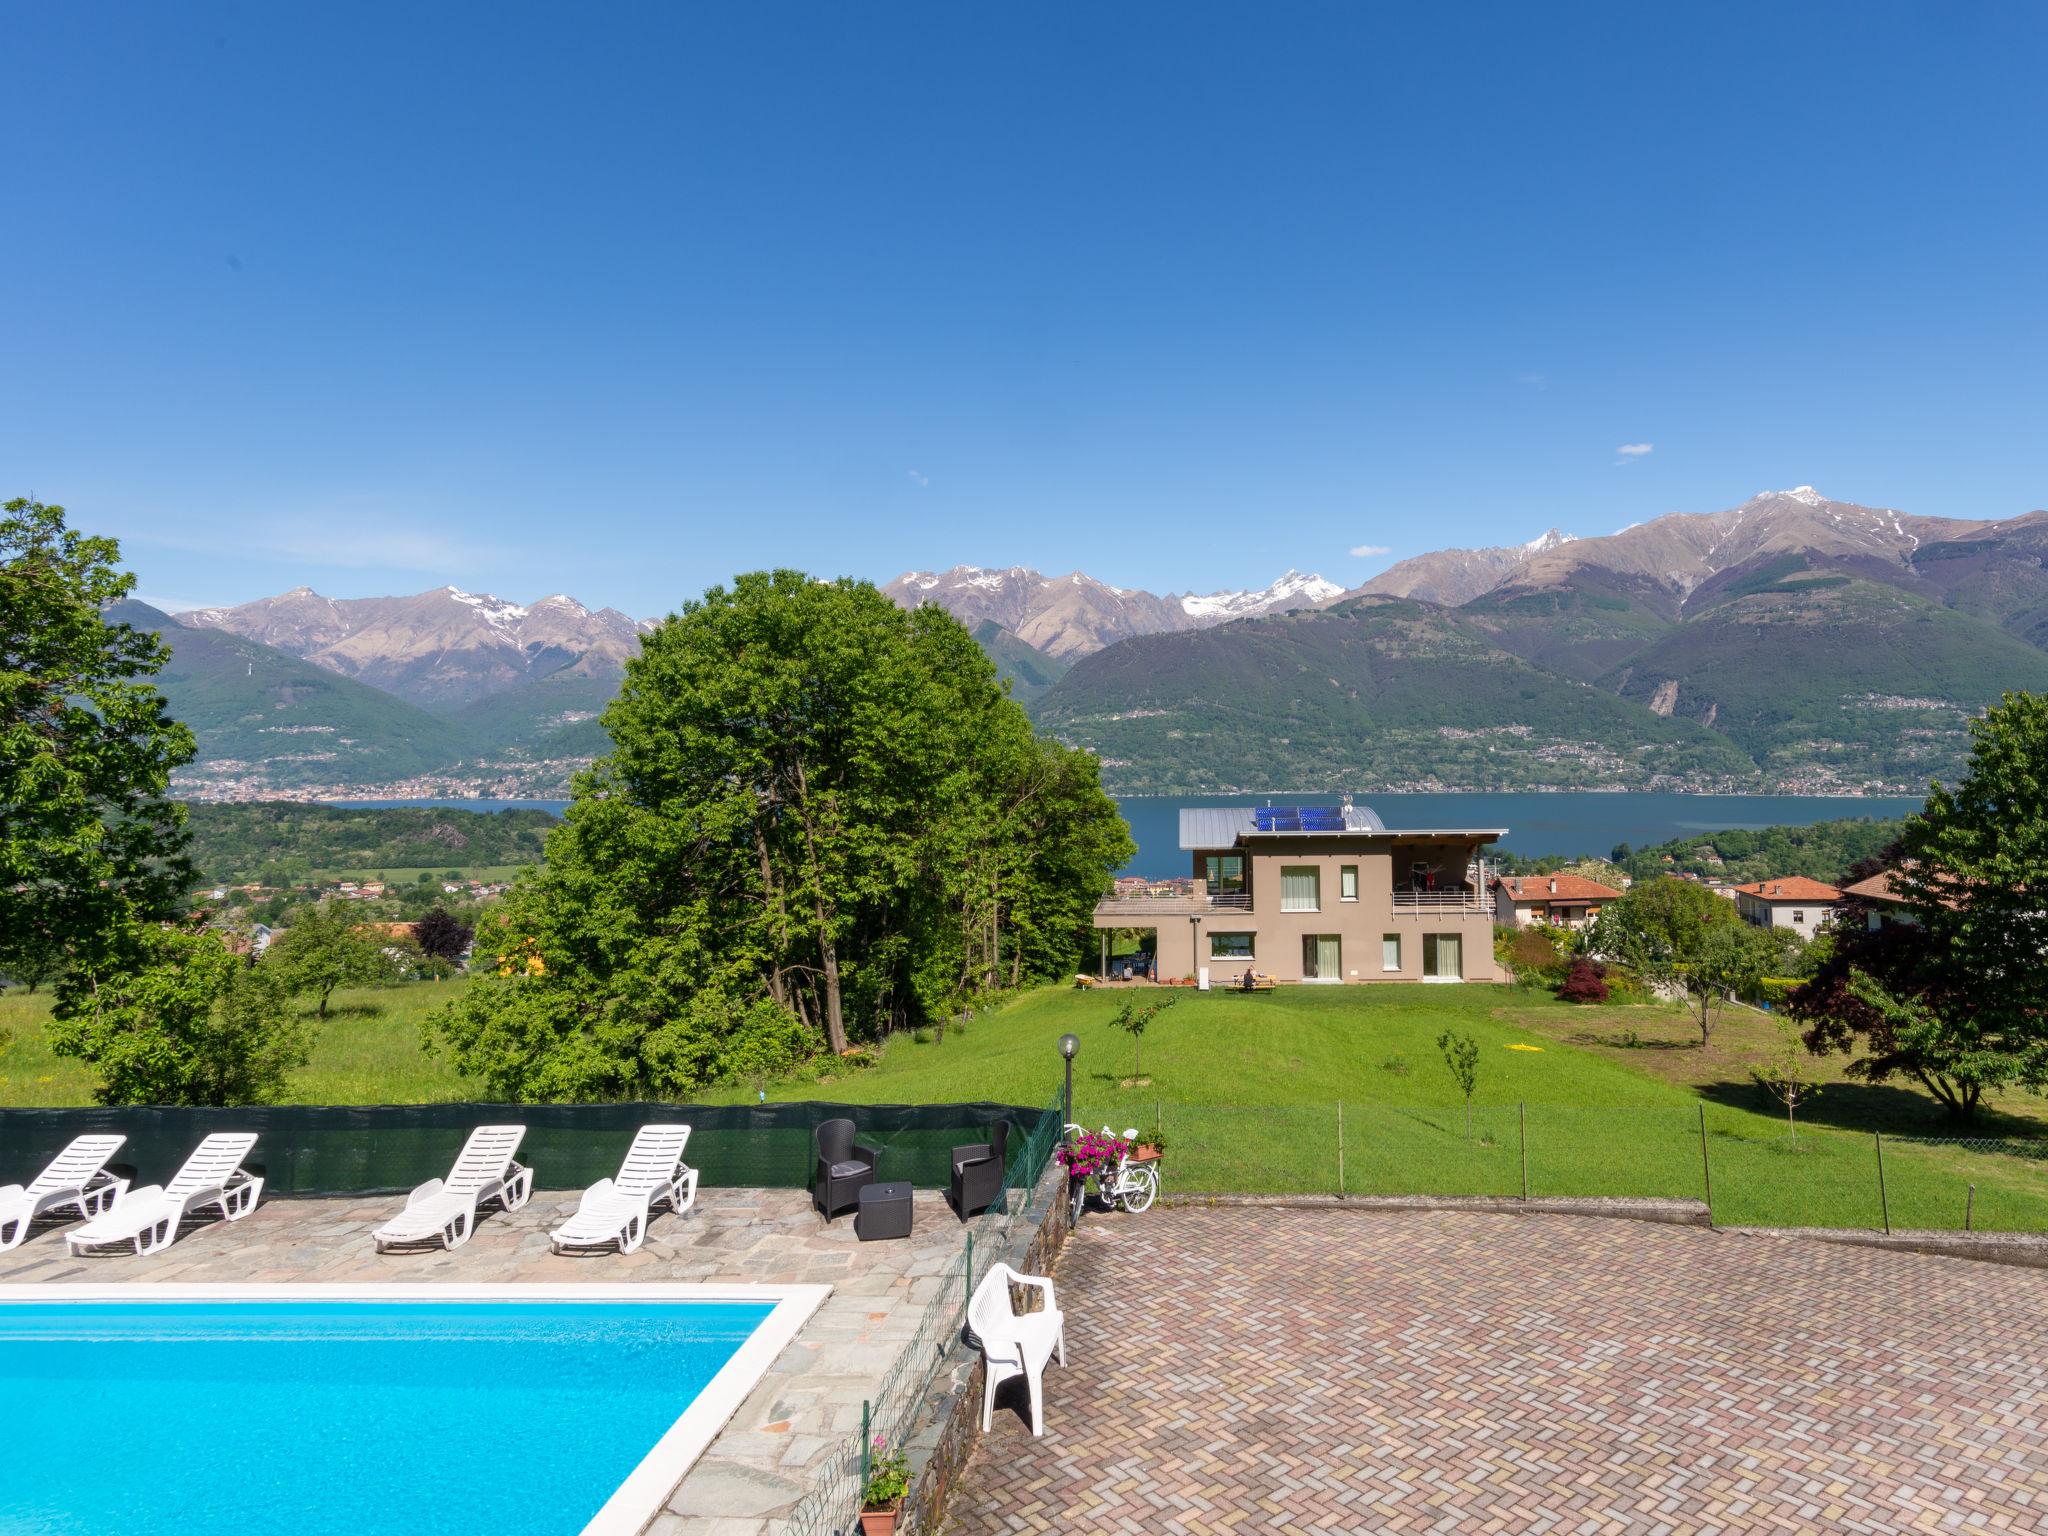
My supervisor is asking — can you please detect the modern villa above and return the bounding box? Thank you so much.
[1092,802,1504,985]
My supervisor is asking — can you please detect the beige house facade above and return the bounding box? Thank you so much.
[1733,876,1842,940]
[1092,803,1505,985]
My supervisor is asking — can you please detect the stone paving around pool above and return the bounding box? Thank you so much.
[0,1185,975,1536]
[942,1206,2048,1536]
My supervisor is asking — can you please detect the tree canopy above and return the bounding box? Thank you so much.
[432,572,1132,1099]
[1590,877,1786,1044]
[1794,692,2048,1119]
[47,925,310,1105]
[1,498,194,984]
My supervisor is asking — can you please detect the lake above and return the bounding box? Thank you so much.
[336,791,1924,878]
[1111,792,1922,876]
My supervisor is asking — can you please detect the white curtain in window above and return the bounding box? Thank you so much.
[1280,867,1319,912]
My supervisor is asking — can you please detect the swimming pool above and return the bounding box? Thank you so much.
[0,1283,828,1536]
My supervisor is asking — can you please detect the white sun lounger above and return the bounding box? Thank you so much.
[549,1123,698,1255]
[66,1133,263,1257]
[372,1124,532,1253]
[0,1135,130,1250]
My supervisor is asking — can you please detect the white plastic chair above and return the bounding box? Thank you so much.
[66,1133,263,1257]
[549,1124,697,1255]
[0,1135,129,1250]
[969,1261,1066,1437]
[372,1124,531,1252]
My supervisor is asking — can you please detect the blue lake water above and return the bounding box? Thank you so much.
[330,792,1922,878]
[1111,792,1924,876]
[0,1298,772,1536]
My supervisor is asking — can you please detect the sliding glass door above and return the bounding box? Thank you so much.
[1422,931,1463,980]
[1301,934,1341,981]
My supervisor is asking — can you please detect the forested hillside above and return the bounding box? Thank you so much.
[184,803,559,883]
[1035,597,1761,794]
[1611,817,1907,885]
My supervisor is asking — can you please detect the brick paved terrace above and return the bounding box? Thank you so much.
[0,1185,977,1536]
[944,1207,2048,1535]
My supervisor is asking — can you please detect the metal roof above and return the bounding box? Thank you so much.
[1177,802,1502,850]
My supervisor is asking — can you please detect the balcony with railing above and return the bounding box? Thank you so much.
[1092,879,1250,923]
[1390,855,1492,915]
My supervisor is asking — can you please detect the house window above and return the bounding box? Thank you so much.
[1381,933,1401,972]
[1203,853,1245,894]
[1422,931,1464,980]
[1340,865,1359,902]
[1280,866,1320,913]
[1209,932,1254,959]
[1791,910,1804,925]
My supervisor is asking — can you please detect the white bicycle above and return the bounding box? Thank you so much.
[1062,1124,1160,1224]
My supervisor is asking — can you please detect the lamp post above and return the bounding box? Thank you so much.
[1058,1033,1080,1142]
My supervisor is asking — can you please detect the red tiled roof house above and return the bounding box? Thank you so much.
[1490,873,1622,931]
[1733,876,1842,939]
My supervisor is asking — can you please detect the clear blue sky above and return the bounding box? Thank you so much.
[5,3,2044,616]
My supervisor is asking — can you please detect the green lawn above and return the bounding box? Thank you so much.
[4,978,2042,1231]
[0,982,478,1107]
[713,984,2048,1232]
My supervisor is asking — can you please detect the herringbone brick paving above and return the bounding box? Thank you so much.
[942,1208,2048,1534]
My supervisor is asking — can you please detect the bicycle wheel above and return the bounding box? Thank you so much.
[1122,1165,1159,1214]
[1068,1175,1088,1228]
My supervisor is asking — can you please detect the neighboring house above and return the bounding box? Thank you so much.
[1091,801,1505,985]
[1841,869,1917,930]
[1733,877,1842,939]
[1491,873,1621,931]
[249,923,275,957]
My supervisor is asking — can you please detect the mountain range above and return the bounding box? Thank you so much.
[130,486,2048,798]
[879,566,1345,659]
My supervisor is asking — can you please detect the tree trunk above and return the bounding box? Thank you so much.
[789,765,848,1055]
[754,818,790,1008]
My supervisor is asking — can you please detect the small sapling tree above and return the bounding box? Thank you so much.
[1436,1029,1481,1140]
[1750,1017,1823,1140]
[1110,994,1177,1082]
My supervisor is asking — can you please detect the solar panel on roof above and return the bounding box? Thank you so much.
[1254,805,1344,832]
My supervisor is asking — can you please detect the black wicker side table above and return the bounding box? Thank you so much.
[855,1180,914,1241]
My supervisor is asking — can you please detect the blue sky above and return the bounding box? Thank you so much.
[5,3,2045,616]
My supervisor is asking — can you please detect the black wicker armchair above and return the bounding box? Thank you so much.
[813,1117,879,1221]
[949,1118,1009,1219]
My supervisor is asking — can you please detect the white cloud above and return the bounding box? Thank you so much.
[1349,543,1392,558]
[906,469,930,487]
[1614,442,1654,460]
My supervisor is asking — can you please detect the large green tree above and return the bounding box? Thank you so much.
[1590,876,1780,1044]
[1794,692,2048,1119]
[1,498,194,982]
[433,572,1131,1099]
[48,925,311,1105]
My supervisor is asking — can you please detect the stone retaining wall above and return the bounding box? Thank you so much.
[898,1163,1072,1535]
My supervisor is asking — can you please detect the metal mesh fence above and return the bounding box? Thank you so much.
[0,1098,1055,1197]
[1076,1101,2048,1232]
[781,1088,1064,1536]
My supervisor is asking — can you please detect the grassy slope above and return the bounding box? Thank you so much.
[0,984,476,1107]
[5,980,2041,1229]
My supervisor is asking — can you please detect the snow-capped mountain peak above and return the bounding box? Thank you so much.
[1522,529,1577,553]
[1755,485,1827,507]
[1181,569,1344,619]
[443,586,529,628]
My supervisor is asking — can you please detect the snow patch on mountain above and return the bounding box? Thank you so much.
[1180,570,1344,619]
[444,586,529,628]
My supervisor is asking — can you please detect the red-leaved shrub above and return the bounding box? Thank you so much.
[1556,957,1610,1004]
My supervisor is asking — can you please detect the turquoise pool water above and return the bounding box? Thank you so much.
[0,1298,775,1535]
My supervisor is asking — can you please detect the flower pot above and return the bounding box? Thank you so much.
[860,1503,902,1535]
[1131,1145,1162,1163]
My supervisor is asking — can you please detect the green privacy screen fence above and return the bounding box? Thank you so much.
[0,1100,1042,1197]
